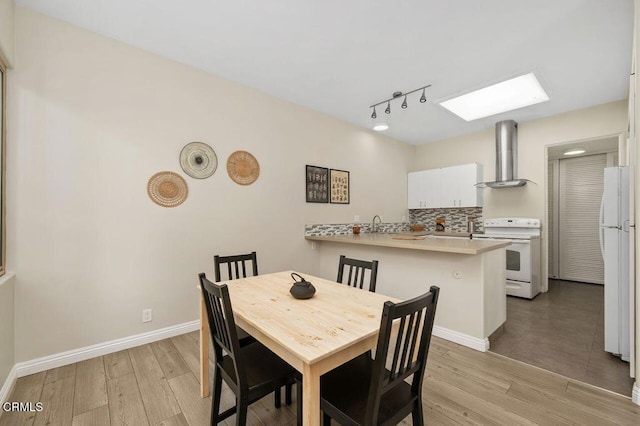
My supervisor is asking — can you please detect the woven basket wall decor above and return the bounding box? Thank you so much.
[227,150,260,185]
[147,171,188,207]
[179,142,217,179]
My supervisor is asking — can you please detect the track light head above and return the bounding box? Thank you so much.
[385,101,391,114]
[371,107,377,119]
[420,88,427,103]
[401,95,408,109]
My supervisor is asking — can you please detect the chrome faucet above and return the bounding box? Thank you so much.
[372,215,382,233]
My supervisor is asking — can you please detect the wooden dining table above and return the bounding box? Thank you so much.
[198,270,399,426]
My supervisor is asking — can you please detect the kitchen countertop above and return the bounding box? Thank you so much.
[304,233,509,255]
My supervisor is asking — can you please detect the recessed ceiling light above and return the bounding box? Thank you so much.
[439,73,550,121]
[373,123,389,132]
[564,149,585,156]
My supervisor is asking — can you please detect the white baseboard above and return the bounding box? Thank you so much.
[13,320,199,379]
[432,325,490,352]
[633,381,640,405]
[0,364,18,405]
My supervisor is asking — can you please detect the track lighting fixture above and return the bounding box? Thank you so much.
[369,84,431,118]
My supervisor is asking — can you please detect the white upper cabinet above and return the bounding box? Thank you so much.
[408,163,483,209]
[408,169,441,209]
[407,171,426,209]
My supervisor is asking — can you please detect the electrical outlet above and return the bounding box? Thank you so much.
[354,215,360,222]
[142,309,152,323]
[401,215,407,222]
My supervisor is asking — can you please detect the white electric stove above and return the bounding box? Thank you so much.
[474,218,541,299]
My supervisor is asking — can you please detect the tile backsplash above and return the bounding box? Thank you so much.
[304,208,483,236]
[409,207,483,233]
[305,222,409,236]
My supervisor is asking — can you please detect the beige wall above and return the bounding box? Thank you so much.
[7,8,413,361]
[0,0,14,67]
[0,274,14,392]
[413,101,628,289]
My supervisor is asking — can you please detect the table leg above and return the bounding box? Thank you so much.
[200,291,210,398]
[302,363,321,426]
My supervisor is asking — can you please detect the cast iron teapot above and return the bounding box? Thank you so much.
[290,272,316,300]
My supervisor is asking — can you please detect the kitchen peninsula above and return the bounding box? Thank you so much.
[305,233,510,352]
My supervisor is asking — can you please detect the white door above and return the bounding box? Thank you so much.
[558,154,606,284]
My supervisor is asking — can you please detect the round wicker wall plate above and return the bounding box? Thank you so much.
[227,150,260,185]
[180,142,218,179]
[147,171,188,207]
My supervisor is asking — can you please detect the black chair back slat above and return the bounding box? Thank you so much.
[404,309,423,374]
[388,316,406,379]
[227,262,233,280]
[214,251,258,282]
[336,255,379,292]
[364,286,440,425]
[211,292,231,351]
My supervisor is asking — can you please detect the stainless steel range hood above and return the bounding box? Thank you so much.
[478,120,532,188]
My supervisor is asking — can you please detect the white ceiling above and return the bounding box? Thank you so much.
[16,0,634,145]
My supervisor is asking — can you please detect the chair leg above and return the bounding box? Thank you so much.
[285,383,293,405]
[274,388,282,408]
[210,369,223,425]
[236,395,248,426]
[296,381,302,426]
[412,400,424,426]
[323,412,331,425]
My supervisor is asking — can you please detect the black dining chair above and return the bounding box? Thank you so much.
[199,273,299,425]
[213,251,293,408]
[319,286,440,426]
[337,255,379,292]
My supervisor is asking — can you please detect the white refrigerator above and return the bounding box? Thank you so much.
[600,166,630,361]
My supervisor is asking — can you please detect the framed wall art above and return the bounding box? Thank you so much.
[330,169,350,204]
[306,165,329,203]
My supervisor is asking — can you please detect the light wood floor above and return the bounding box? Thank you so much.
[1,331,639,425]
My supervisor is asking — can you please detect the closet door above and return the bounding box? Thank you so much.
[558,154,606,284]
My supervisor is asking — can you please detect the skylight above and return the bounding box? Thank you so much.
[439,73,549,121]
